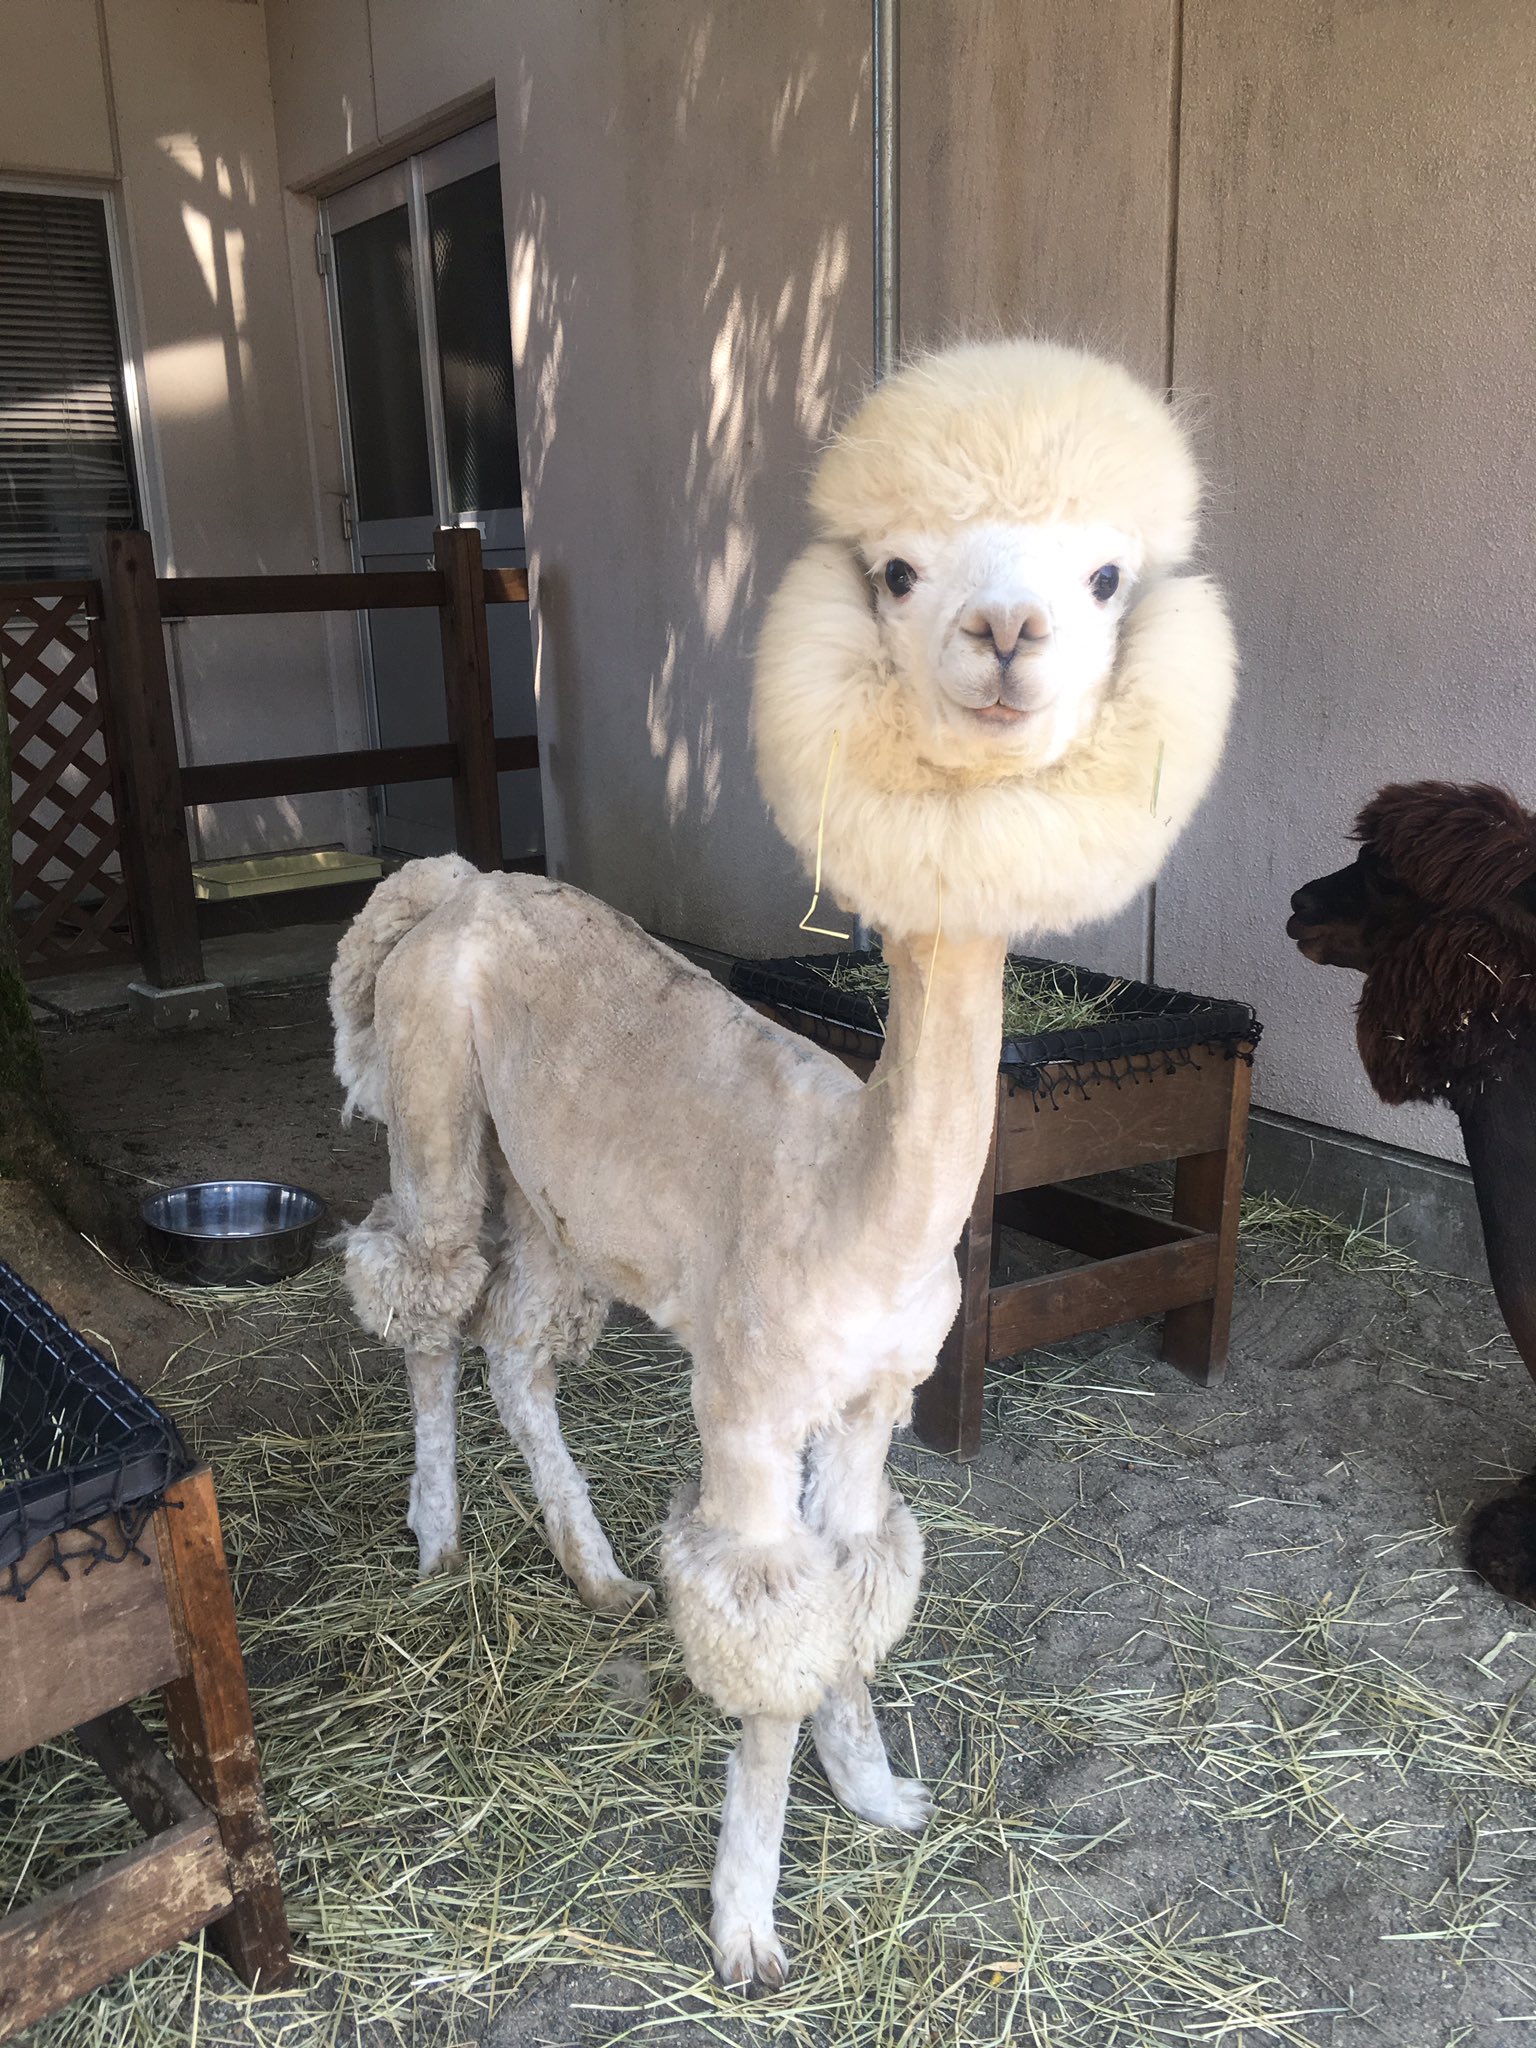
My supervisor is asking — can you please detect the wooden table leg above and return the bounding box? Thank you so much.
[914,1106,998,1459]
[157,1468,292,1988]
[1161,1054,1253,1386]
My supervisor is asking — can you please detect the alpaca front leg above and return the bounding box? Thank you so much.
[803,1382,930,1829]
[660,1419,849,1988]
[711,1713,798,1990]
[812,1664,933,1830]
[406,1345,462,1577]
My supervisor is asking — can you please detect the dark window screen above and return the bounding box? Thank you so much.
[333,205,433,522]
[428,166,522,515]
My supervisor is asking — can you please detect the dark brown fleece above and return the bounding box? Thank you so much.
[1354,783,1536,1107]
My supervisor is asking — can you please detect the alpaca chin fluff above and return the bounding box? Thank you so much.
[1288,780,1536,1605]
[332,336,1237,1988]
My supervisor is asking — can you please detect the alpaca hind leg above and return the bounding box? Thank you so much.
[477,1189,647,1617]
[711,1714,798,1990]
[342,982,489,1578]
[342,971,491,1361]
[406,1345,462,1577]
[803,1380,931,1829]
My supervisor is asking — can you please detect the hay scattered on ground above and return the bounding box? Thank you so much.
[1238,1195,1421,1285]
[4,1226,1528,2044]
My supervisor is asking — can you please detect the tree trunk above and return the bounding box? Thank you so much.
[0,675,118,1242]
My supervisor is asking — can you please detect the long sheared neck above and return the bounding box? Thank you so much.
[839,930,1007,1286]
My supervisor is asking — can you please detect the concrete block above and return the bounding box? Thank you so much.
[1246,1108,1487,1284]
[127,980,231,1036]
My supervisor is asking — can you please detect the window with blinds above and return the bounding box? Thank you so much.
[0,189,140,581]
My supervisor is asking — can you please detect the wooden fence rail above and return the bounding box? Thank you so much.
[3,529,530,986]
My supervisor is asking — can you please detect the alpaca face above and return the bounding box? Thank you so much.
[1286,845,1421,971]
[863,519,1142,766]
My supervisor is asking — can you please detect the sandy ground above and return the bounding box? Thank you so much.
[7,985,1536,2046]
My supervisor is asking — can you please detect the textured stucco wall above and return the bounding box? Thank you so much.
[1159,0,1536,1163]
[0,0,365,861]
[899,0,1180,980]
[900,0,1536,1166]
[265,0,873,955]
[0,0,115,178]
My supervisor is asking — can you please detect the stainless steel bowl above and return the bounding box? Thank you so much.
[140,1181,328,1287]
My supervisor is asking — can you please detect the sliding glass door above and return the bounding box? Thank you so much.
[323,122,541,860]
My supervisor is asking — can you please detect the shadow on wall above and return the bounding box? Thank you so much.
[143,127,352,858]
[497,8,873,953]
[149,132,265,561]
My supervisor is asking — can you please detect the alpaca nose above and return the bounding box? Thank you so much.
[960,600,1052,662]
[1290,885,1316,916]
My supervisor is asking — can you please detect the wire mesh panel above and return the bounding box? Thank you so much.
[1,582,135,975]
[0,1259,188,1591]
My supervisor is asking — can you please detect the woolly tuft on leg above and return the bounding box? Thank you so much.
[343,1195,489,1355]
[1468,1473,1536,1605]
[838,1480,924,1678]
[660,1483,849,1721]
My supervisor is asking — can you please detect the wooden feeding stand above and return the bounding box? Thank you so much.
[731,953,1261,1458]
[0,1263,289,2038]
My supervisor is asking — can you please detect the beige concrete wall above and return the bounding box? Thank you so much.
[0,0,115,178]
[1158,0,1536,1163]
[265,0,872,953]
[0,0,367,862]
[100,0,362,859]
[899,0,1179,980]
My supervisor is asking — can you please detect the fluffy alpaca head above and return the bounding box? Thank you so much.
[752,339,1235,942]
[1287,781,1536,1105]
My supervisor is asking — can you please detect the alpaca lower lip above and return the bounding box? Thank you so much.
[968,702,1035,726]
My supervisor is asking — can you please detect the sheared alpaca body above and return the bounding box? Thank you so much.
[1288,781,1536,1601]
[334,339,1236,1984]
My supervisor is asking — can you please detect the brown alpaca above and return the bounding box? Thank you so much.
[1288,780,1536,1603]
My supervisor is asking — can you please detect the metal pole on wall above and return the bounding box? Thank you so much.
[856,0,899,958]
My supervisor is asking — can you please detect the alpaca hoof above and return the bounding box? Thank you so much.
[581,1573,653,1620]
[713,1916,789,1992]
[1468,1478,1536,1606]
[416,1542,462,1580]
[849,1774,934,1833]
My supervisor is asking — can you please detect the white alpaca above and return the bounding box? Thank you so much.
[330,339,1236,1987]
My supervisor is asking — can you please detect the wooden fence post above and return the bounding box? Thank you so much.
[435,525,503,872]
[91,532,203,988]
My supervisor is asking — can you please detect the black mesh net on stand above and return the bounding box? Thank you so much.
[729,952,1262,1107]
[0,1260,190,1599]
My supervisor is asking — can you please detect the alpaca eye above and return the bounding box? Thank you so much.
[884,558,918,598]
[1090,563,1121,603]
